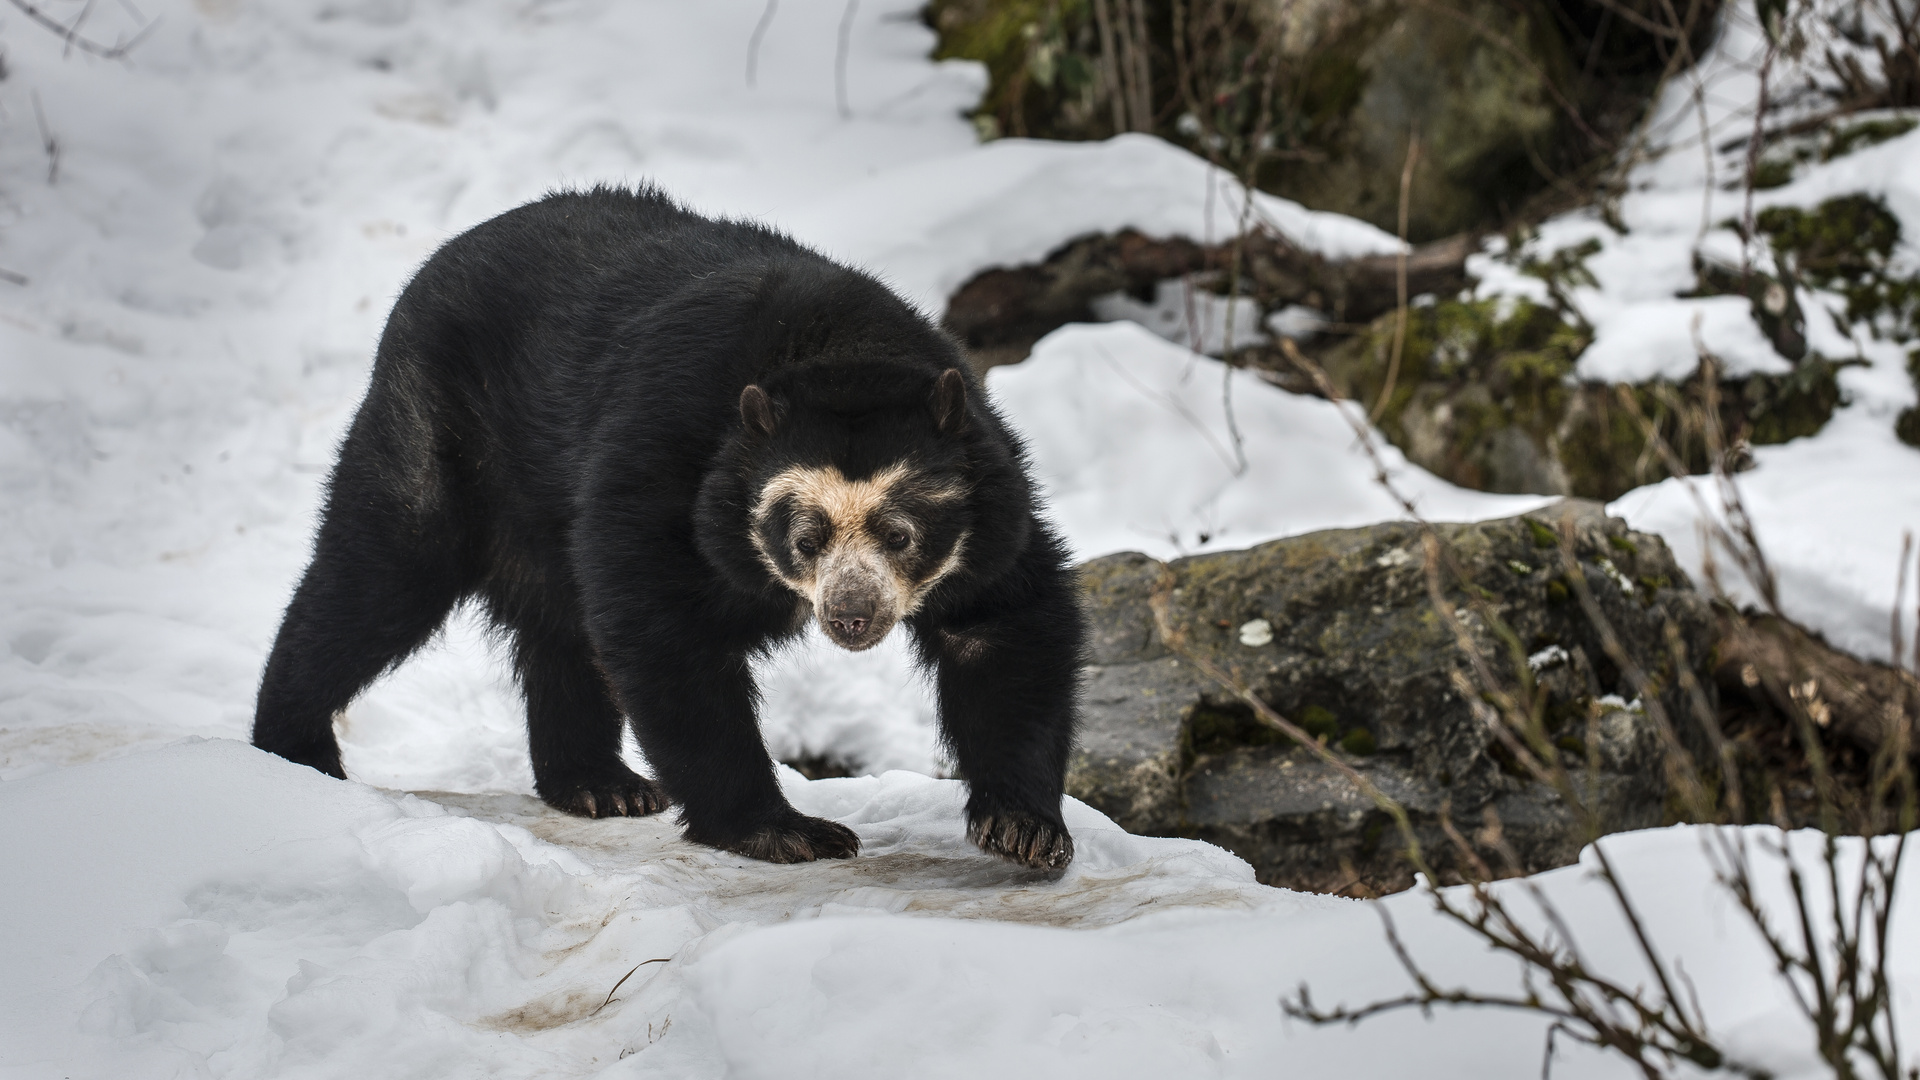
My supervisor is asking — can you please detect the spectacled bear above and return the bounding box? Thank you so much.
[252,186,1086,869]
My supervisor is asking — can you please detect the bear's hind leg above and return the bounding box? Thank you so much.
[253,516,469,779]
[512,623,670,819]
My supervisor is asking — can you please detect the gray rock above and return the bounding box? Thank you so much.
[1066,500,1715,893]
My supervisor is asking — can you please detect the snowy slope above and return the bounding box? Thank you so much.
[4,738,1908,1079]
[1460,10,1920,662]
[1,1,1917,1076]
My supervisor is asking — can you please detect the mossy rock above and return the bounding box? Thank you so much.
[1317,288,1844,499]
[1065,500,1714,892]
[1753,194,1920,338]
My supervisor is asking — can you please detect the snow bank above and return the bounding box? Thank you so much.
[6,738,1909,1079]
[782,132,1405,315]
[1461,7,1920,663]
[990,321,1548,560]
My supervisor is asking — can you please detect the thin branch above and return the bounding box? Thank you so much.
[30,92,60,186]
[1092,0,1129,132]
[745,0,778,88]
[6,0,159,59]
[1371,130,1420,423]
[592,957,672,1016]
[834,0,858,120]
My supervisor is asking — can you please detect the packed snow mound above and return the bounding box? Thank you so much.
[4,738,1908,1079]
[988,321,1549,560]
[782,132,1405,315]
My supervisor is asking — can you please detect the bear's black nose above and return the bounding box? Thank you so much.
[828,598,875,638]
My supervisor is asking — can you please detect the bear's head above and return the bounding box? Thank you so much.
[741,366,973,651]
[696,357,1032,652]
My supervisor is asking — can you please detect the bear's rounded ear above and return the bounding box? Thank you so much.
[931,368,968,435]
[740,384,778,439]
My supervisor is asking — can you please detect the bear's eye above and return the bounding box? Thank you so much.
[795,537,819,556]
[885,530,911,551]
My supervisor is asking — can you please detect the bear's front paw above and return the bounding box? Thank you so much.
[541,771,671,819]
[720,811,861,863]
[968,809,1073,870]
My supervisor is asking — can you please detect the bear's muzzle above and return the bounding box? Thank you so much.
[816,554,898,651]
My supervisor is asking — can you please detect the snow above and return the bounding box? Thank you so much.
[5,737,1912,1078]
[781,132,1405,315]
[1,0,1917,1075]
[991,321,1546,561]
[1460,6,1920,663]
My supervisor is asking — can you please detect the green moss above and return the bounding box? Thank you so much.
[1823,116,1918,161]
[1900,349,1920,448]
[1607,534,1638,556]
[1306,199,1857,502]
[1298,705,1340,742]
[1520,238,1602,308]
[1754,195,1920,338]
[1321,296,1590,494]
[926,0,1102,141]
[1525,518,1559,549]
[1187,704,1287,756]
[1357,815,1389,859]
[1755,196,1901,272]
[1546,578,1570,604]
[1897,408,1920,447]
[1742,356,1845,443]
[1751,156,1796,189]
[1339,727,1377,756]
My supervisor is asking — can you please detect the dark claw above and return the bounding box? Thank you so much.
[968,810,1073,869]
[708,811,861,863]
[541,772,672,821]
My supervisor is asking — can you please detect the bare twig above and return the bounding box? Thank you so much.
[1371,130,1420,423]
[1092,0,1129,132]
[31,91,60,186]
[6,0,159,60]
[834,0,858,119]
[1126,0,1153,132]
[745,0,778,88]
[1740,27,1781,283]
[592,957,672,1016]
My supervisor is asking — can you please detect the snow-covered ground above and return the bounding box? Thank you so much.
[1466,12,1920,662]
[1,1,1917,1076]
[10,738,1905,1079]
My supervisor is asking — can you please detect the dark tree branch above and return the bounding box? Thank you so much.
[6,0,160,59]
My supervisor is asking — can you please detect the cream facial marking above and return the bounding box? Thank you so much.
[748,463,967,651]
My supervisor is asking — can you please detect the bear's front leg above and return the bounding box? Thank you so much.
[581,575,859,862]
[915,543,1087,871]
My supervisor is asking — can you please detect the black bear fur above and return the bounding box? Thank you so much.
[252,186,1086,869]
